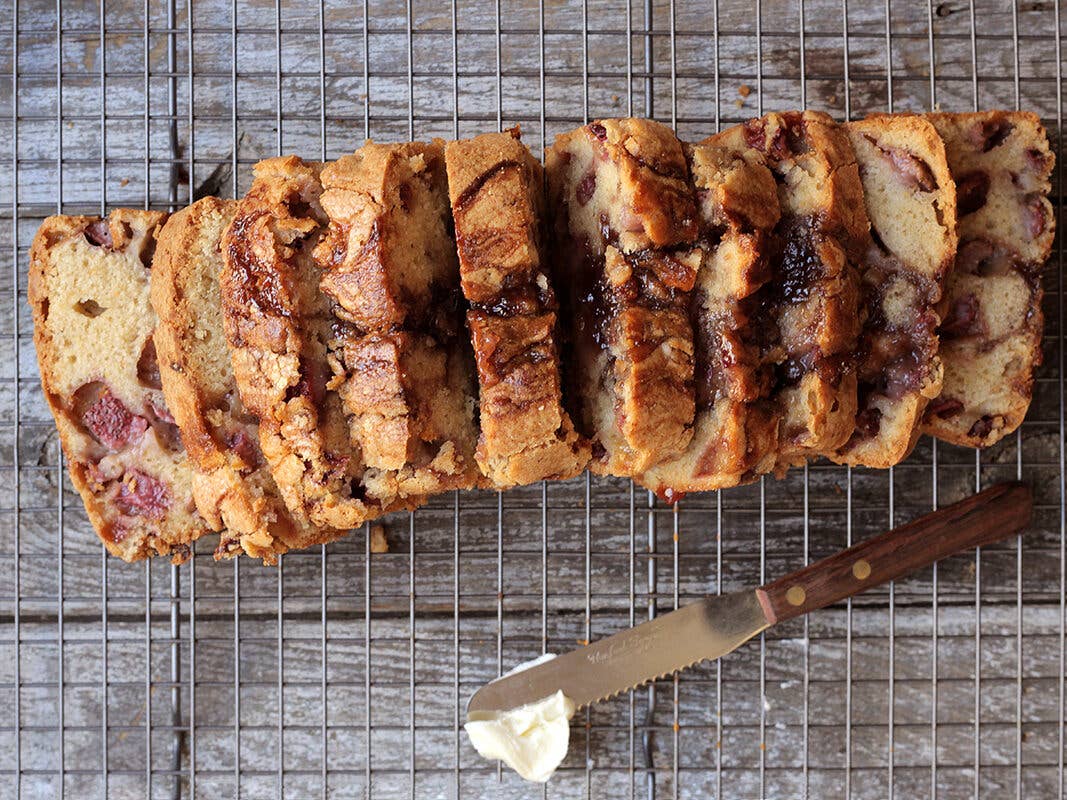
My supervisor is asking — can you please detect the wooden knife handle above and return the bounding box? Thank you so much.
[755,481,1032,625]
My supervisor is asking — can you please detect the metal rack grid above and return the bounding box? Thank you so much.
[1,0,1064,797]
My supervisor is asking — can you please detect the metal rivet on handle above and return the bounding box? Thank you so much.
[786,585,806,606]
[852,559,872,580]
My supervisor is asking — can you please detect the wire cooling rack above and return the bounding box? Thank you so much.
[1,0,1065,798]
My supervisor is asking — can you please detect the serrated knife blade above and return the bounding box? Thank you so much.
[466,482,1033,719]
[466,589,769,716]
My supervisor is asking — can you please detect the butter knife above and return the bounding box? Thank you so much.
[467,481,1031,716]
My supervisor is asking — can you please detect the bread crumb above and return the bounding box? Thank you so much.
[370,524,389,553]
[120,177,130,187]
[738,84,751,98]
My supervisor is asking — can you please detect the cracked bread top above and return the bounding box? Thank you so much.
[445,128,590,487]
[556,117,698,255]
[29,209,211,562]
[317,142,461,331]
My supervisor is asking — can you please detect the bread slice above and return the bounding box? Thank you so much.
[922,111,1055,447]
[315,141,483,500]
[832,115,958,467]
[220,156,397,531]
[445,128,590,487]
[636,140,782,498]
[152,197,342,563]
[546,118,700,476]
[28,210,211,562]
[714,111,866,470]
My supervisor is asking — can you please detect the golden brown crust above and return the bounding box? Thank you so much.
[715,110,865,470]
[596,118,700,250]
[636,141,782,497]
[220,155,392,530]
[446,129,545,304]
[151,199,235,471]
[609,302,696,463]
[921,111,1054,448]
[831,115,958,468]
[152,197,343,563]
[466,311,588,483]
[317,141,484,496]
[335,332,473,482]
[317,142,459,329]
[29,209,211,563]
[445,128,590,486]
[547,118,699,477]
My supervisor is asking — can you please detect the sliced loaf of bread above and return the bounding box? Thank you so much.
[922,111,1055,447]
[445,128,589,487]
[29,210,211,562]
[832,114,958,467]
[636,139,782,497]
[547,118,700,476]
[153,197,343,562]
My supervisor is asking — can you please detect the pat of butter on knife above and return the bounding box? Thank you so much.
[464,654,576,782]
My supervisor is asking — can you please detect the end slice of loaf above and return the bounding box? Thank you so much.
[220,155,399,530]
[152,197,343,563]
[715,110,866,471]
[636,140,782,497]
[315,141,484,499]
[445,128,589,487]
[29,210,211,562]
[922,111,1055,447]
[832,114,958,467]
[546,118,699,476]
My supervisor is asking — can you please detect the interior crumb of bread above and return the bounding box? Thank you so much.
[175,205,235,405]
[849,130,951,280]
[385,154,458,309]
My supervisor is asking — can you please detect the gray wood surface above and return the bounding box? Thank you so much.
[0,0,1065,797]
